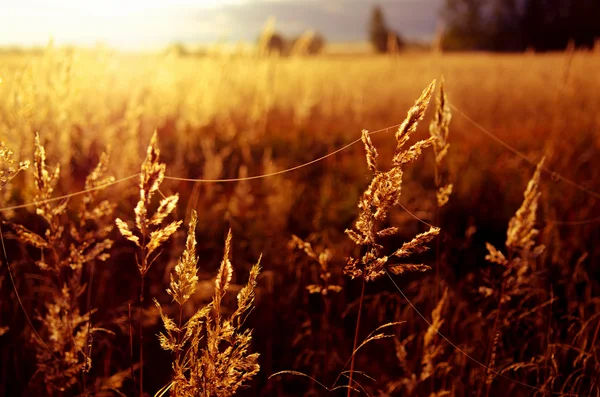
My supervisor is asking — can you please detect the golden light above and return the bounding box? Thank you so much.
[50,0,232,16]
[1,0,246,48]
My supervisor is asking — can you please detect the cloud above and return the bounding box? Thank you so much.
[188,0,443,42]
[0,0,443,48]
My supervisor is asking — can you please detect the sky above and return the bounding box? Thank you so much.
[0,0,444,49]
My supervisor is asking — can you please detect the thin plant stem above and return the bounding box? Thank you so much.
[139,274,145,397]
[346,275,366,397]
[129,303,135,384]
[482,255,510,397]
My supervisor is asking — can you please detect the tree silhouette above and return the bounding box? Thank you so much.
[441,0,487,50]
[369,6,388,52]
[442,0,600,51]
[369,5,404,53]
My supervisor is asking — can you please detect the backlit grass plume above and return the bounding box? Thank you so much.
[167,210,199,306]
[155,222,261,397]
[115,131,182,396]
[344,80,440,282]
[9,135,115,393]
[13,134,115,273]
[0,140,28,355]
[0,141,29,190]
[344,80,440,396]
[485,157,546,268]
[116,131,182,279]
[34,285,93,393]
[289,235,341,295]
[429,77,453,207]
[482,157,546,393]
[421,287,448,382]
[505,157,545,253]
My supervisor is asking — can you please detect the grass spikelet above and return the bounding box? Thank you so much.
[430,76,453,206]
[147,220,182,258]
[116,130,182,278]
[8,141,117,393]
[361,129,378,173]
[344,81,440,281]
[214,229,233,310]
[436,184,453,208]
[393,226,440,259]
[481,157,547,396]
[389,263,432,275]
[34,285,93,392]
[10,223,48,249]
[421,288,448,381]
[151,195,180,226]
[290,235,341,295]
[344,80,439,396]
[156,226,261,397]
[114,131,181,396]
[33,132,64,226]
[394,80,437,155]
[231,258,262,327]
[0,141,29,189]
[429,77,452,170]
[506,157,545,252]
[115,218,140,246]
[167,210,199,305]
[484,242,508,266]
[484,157,547,301]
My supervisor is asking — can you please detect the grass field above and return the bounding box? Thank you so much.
[0,47,599,396]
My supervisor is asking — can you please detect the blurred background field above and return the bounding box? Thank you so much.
[1,1,600,396]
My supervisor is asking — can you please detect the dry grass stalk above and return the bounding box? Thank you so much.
[167,210,199,306]
[421,287,448,381]
[116,131,182,280]
[257,16,279,57]
[483,158,546,393]
[115,130,182,396]
[13,134,115,273]
[345,80,440,282]
[32,133,63,226]
[9,135,115,393]
[429,77,453,207]
[290,30,316,56]
[0,141,29,344]
[485,157,546,297]
[287,234,342,385]
[0,141,30,190]
[290,235,341,295]
[505,158,545,253]
[93,366,140,397]
[386,287,450,395]
[156,224,261,397]
[34,285,94,392]
[345,80,440,396]
[71,150,115,272]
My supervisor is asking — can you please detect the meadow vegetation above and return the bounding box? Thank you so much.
[0,46,599,396]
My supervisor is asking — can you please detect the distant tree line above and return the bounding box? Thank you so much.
[442,0,600,51]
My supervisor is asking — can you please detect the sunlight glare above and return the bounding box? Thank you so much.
[1,0,246,48]
[56,0,242,16]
